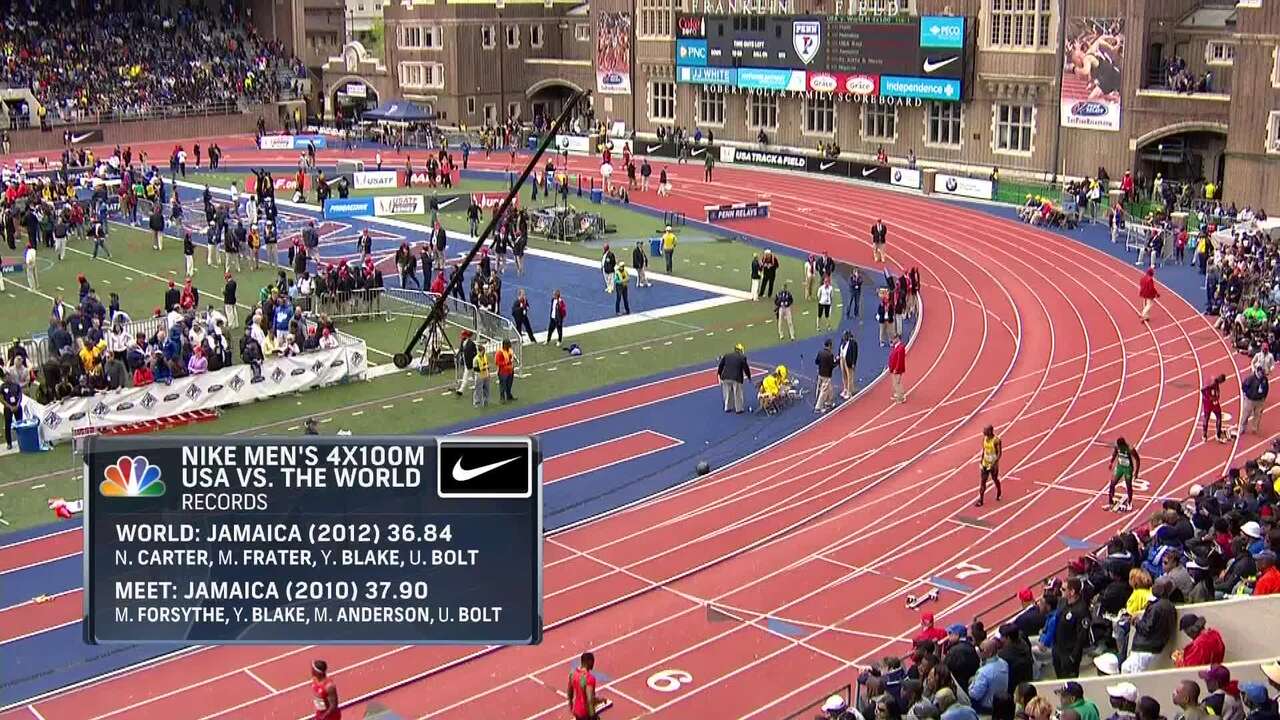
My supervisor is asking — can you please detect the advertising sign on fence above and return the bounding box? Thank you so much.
[323,197,375,218]
[933,173,994,200]
[258,135,295,150]
[373,195,427,217]
[353,170,399,189]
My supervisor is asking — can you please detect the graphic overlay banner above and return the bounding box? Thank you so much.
[84,436,543,645]
[596,12,632,94]
[1060,17,1124,131]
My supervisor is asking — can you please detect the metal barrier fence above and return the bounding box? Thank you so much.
[22,314,170,372]
[296,288,385,322]
[382,287,522,366]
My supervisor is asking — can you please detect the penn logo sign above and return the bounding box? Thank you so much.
[793,20,821,65]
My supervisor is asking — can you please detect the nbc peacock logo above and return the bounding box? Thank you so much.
[99,456,166,498]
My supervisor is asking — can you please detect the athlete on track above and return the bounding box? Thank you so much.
[976,425,1003,507]
[568,652,600,720]
[1106,437,1141,511]
[1201,373,1227,443]
[310,659,340,720]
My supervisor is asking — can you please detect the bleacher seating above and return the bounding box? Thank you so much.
[0,4,303,125]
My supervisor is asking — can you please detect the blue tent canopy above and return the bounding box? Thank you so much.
[361,101,434,122]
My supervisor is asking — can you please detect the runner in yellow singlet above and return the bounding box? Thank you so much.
[976,425,1002,507]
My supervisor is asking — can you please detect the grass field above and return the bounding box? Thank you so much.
[0,178,834,531]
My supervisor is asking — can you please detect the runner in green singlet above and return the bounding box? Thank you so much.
[1107,437,1141,511]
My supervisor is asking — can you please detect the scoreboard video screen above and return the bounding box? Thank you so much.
[83,436,543,645]
[675,13,971,101]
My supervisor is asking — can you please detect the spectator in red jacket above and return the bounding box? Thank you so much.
[1173,614,1224,667]
[888,333,906,403]
[913,612,948,646]
[1139,268,1159,323]
[1254,550,1279,595]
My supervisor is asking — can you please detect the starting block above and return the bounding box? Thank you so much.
[906,588,939,609]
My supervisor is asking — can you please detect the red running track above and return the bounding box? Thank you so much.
[0,142,1265,720]
[0,369,715,645]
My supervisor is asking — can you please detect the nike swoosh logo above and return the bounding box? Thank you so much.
[451,456,521,482]
[923,57,959,73]
[647,144,662,153]
[861,167,877,177]
[691,148,704,157]
[70,132,94,143]
[820,161,835,171]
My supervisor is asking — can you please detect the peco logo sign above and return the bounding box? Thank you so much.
[920,16,965,49]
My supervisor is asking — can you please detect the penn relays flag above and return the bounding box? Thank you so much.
[595,12,632,94]
[1060,17,1125,131]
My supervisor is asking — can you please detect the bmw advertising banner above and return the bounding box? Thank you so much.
[1059,17,1124,131]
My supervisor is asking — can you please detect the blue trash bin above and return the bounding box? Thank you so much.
[649,237,662,257]
[589,188,603,204]
[15,418,43,453]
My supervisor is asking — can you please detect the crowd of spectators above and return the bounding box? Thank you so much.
[1163,56,1214,95]
[819,448,1280,720]
[0,2,303,125]
[0,142,383,416]
[1202,210,1277,355]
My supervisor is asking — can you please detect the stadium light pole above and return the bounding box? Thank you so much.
[393,89,591,369]
[1050,0,1067,184]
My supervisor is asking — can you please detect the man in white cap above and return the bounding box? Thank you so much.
[1260,659,1280,694]
[1093,652,1120,676]
[1242,521,1267,555]
[1104,681,1139,720]
[821,693,858,719]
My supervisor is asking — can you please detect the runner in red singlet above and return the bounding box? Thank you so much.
[567,652,599,720]
[310,659,340,720]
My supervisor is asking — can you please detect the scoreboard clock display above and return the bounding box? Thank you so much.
[83,436,543,645]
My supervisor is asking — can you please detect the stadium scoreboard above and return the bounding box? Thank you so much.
[83,436,543,645]
[675,13,972,101]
